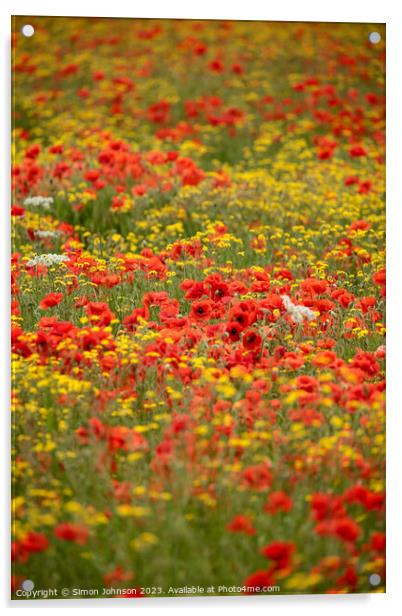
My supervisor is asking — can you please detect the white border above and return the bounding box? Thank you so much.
[2,1,402,614]
[0,0,392,22]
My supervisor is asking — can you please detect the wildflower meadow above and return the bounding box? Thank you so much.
[11,17,385,598]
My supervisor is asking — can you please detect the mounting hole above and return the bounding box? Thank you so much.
[368,31,381,44]
[369,573,381,586]
[21,24,35,38]
[22,579,34,591]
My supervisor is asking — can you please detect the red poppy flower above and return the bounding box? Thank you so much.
[357,296,376,313]
[232,63,244,75]
[242,329,262,352]
[264,491,293,514]
[20,531,49,553]
[296,375,319,392]
[336,566,358,590]
[39,292,63,310]
[84,169,100,182]
[208,58,225,73]
[227,514,256,535]
[313,298,335,314]
[122,307,149,331]
[147,100,170,124]
[103,565,133,586]
[332,517,361,543]
[243,570,275,594]
[85,301,115,326]
[181,279,205,299]
[311,493,346,520]
[300,278,328,295]
[228,308,250,330]
[349,144,367,157]
[174,157,205,186]
[350,351,379,376]
[54,522,89,545]
[350,219,371,232]
[317,147,334,160]
[242,463,272,491]
[373,268,386,286]
[25,144,40,159]
[189,299,213,321]
[370,532,386,553]
[226,321,242,342]
[358,180,373,194]
[92,70,105,81]
[261,541,295,570]
[11,205,25,216]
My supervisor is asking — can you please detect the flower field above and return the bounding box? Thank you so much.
[11,17,385,597]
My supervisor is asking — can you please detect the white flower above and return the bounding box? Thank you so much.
[23,196,54,210]
[34,230,62,239]
[281,294,317,324]
[26,253,69,267]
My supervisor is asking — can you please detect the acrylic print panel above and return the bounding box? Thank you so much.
[11,16,385,600]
